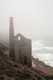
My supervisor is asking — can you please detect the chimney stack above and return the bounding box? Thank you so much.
[9,17,14,58]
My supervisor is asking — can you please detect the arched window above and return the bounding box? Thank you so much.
[18,36,21,40]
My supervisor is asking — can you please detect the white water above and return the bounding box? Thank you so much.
[32,53,53,67]
[32,40,53,67]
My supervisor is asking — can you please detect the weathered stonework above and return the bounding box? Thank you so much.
[9,17,15,59]
[14,33,32,67]
[9,17,32,67]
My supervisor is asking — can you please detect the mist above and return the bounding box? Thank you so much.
[0,0,53,66]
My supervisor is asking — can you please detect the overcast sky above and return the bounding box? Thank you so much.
[0,0,53,42]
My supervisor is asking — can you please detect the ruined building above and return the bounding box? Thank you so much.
[9,17,32,67]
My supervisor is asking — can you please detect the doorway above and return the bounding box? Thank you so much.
[24,56,27,65]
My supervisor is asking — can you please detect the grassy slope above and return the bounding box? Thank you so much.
[0,51,53,80]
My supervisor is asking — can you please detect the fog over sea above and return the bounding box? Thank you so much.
[32,40,53,67]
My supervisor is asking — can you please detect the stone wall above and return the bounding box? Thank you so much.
[14,33,32,67]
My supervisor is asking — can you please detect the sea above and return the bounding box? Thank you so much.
[32,40,53,67]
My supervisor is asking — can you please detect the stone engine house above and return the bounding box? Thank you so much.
[9,17,32,67]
